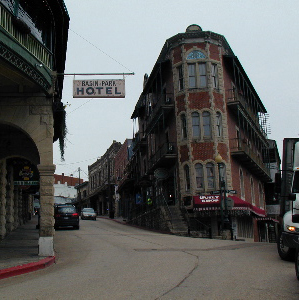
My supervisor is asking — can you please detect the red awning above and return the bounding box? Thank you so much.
[193,195,266,217]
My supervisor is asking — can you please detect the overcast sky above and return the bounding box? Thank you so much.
[54,0,299,181]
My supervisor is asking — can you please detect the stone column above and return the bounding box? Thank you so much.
[13,186,20,229]
[38,164,55,256]
[0,160,7,239]
[5,164,14,233]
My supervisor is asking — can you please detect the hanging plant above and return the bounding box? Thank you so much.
[53,102,67,161]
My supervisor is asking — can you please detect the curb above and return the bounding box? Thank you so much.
[0,256,55,280]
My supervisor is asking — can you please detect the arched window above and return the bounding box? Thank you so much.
[202,111,211,138]
[240,168,245,198]
[181,114,187,139]
[216,112,223,137]
[184,165,190,191]
[206,163,215,189]
[187,50,206,60]
[195,163,204,189]
[192,112,200,138]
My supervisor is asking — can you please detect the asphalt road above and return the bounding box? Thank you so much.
[1,218,299,300]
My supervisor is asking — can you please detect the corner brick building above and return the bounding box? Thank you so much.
[129,25,278,241]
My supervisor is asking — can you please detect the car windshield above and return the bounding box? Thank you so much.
[83,208,94,212]
[57,207,76,214]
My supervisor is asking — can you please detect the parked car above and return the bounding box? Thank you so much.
[54,204,80,229]
[81,208,97,220]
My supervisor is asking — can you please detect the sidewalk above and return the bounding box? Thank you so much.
[0,215,55,280]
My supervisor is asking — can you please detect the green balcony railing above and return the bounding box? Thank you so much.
[0,4,52,69]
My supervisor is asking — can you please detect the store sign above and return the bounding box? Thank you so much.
[12,160,39,188]
[73,79,125,98]
[194,195,220,206]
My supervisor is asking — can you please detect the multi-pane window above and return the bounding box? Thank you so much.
[199,63,207,88]
[202,111,211,138]
[181,114,187,139]
[211,63,219,89]
[188,64,196,88]
[192,112,200,138]
[216,112,222,137]
[178,65,184,91]
[195,163,204,189]
[184,165,190,191]
[259,183,264,207]
[206,163,215,189]
[188,63,207,88]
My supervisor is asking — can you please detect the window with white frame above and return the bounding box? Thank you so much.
[206,163,215,189]
[211,63,219,89]
[187,63,207,88]
[188,64,196,88]
[184,165,191,191]
[195,163,204,189]
[202,111,212,138]
[192,112,200,138]
[178,65,184,91]
[181,114,187,139]
[199,63,207,88]
[216,112,223,137]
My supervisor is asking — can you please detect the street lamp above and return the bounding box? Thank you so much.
[215,154,231,239]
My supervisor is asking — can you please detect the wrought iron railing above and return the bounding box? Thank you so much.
[148,142,176,170]
[0,4,52,68]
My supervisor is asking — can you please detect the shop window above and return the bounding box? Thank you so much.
[202,111,211,138]
[206,163,215,189]
[184,165,190,191]
[195,163,204,189]
[192,112,200,138]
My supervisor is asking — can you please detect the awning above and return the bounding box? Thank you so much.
[193,195,266,217]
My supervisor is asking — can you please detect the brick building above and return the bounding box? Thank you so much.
[86,141,121,216]
[130,25,278,241]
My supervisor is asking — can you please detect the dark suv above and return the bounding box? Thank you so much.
[54,204,80,230]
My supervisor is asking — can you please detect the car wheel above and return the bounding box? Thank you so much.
[295,249,299,281]
[74,225,80,230]
[277,230,296,261]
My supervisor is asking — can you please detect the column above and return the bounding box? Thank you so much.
[38,164,56,256]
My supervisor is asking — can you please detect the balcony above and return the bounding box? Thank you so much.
[146,93,174,134]
[0,4,52,69]
[230,138,271,182]
[226,89,268,139]
[132,132,147,154]
[148,142,177,173]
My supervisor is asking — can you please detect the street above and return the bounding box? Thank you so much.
[1,218,299,300]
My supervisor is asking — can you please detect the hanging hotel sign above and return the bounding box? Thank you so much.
[73,79,125,98]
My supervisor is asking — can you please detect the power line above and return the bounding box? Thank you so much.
[69,28,134,73]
